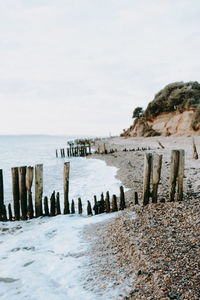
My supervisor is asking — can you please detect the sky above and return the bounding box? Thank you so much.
[0,0,200,136]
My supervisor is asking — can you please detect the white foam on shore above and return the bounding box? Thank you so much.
[0,211,121,300]
[0,155,122,300]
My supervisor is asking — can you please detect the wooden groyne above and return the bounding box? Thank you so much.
[56,139,93,158]
[0,148,187,222]
[0,162,126,222]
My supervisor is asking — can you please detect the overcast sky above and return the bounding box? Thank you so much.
[0,0,200,136]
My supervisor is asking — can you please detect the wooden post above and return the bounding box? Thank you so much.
[177,150,185,201]
[142,153,152,206]
[50,191,56,216]
[78,198,82,214]
[56,192,61,215]
[63,149,65,158]
[192,139,198,159]
[105,191,110,213]
[18,166,27,220]
[87,200,92,216]
[56,149,58,158]
[134,192,139,205]
[26,166,34,219]
[119,186,126,210]
[44,196,49,216]
[2,205,7,221]
[0,170,4,221]
[35,164,43,217]
[97,145,100,154]
[8,204,13,221]
[104,143,107,154]
[99,193,105,213]
[169,150,179,202]
[11,167,20,220]
[93,195,98,215]
[71,200,75,214]
[152,154,162,203]
[111,194,118,212]
[89,143,91,155]
[63,162,70,214]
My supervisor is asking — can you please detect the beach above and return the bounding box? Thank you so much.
[83,136,200,299]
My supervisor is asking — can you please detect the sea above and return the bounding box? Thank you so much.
[0,135,122,300]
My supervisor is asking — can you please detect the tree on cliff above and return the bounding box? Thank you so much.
[132,107,144,119]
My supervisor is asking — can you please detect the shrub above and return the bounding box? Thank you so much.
[143,81,200,120]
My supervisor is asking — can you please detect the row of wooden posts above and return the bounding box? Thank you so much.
[56,145,91,158]
[142,149,185,205]
[0,148,186,222]
[0,162,126,222]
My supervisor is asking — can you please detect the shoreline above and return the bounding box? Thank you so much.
[83,136,200,299]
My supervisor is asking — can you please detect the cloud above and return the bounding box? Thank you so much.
[0,0,200,135]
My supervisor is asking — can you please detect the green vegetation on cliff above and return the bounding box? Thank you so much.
[143,81,200,123]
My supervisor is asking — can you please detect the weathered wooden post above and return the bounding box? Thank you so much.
[192,139,198,160]
[11,167,20,220]
[89,143,91,155]
[50,191,56,216]
[44,196,49,216]
[87,200,92,216]
[71,200,75,214]
[177,150,185,201]
[18,166,27,220]
[105,191,110,213]
[119,186,126,210]
[0,170,4,221]
[56,149,58,158]
[63,149,65,158]
[99,193,105,213]
[97,145,100,154]
[134,191,139,205]
[26,166,34,219]
[35,164,43,217]
[111,194,118,212]
[63,162,70,214]
[142,153,152,206]
[104,143,107,154]
[78,198,82,214]
[8,204,13,221]
[93,195,98,215]
[2,205,7,221]
[152,154,162,203]
[56,192,61,215]
[60,149,62,158]
[169,150,179,202]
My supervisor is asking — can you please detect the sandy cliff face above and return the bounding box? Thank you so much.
[123,110,200,137]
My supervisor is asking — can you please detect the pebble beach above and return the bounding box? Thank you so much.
[83,136,200,299]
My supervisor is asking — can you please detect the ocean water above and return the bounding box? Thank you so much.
[0,135,122,300]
